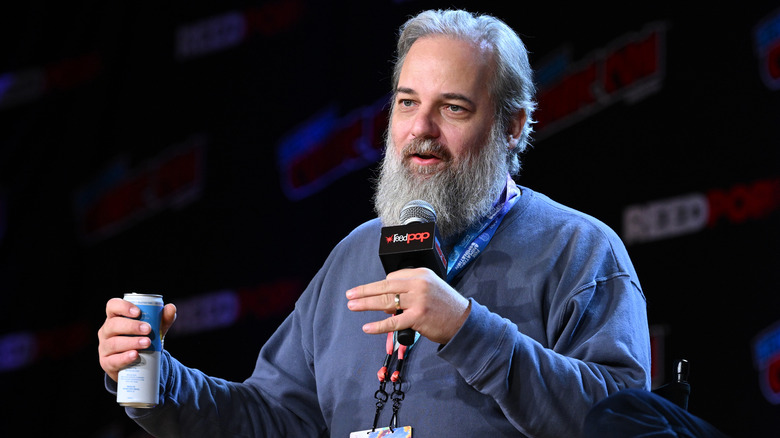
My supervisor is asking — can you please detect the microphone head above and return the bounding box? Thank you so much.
[400,200,437,224]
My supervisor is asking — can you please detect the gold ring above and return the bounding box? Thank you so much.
[394,294,401,310]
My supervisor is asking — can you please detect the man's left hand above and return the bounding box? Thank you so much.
[346,268,471,344]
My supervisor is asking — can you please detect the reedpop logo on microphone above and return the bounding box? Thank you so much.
[385,232,431,244]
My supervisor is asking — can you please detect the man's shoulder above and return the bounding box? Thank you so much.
[346,217,383,238]
[503,186,627,257]
[511,187,640,288]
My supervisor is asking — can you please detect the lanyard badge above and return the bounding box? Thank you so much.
[371,331,417,433]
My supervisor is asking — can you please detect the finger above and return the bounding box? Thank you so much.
[349,274,422,302]
[160,303,177,338]
[346,277,397,300]
[106,297,141,319]
[100,349,141,382]
[97,321,152,382]
[98,329,152,357]
[98,311,153,341]
[347,279,390,311]
[362,313,409,336]
[347,290,406,314]
[97,314,154,357]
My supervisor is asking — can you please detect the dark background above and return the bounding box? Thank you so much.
[1,1,778,436]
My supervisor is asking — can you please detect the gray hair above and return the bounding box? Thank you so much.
[391,9,537,175]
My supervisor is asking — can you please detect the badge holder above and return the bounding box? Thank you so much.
[350,331,415,437]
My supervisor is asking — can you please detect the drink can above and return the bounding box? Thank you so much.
[117,293,164,408]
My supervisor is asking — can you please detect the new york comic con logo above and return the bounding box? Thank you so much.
[386,232,431,244]
[754,8,780,90]
[753,321,780,404]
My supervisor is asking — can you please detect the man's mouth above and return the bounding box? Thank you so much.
[403,139,450,167]
[409,152,442,165]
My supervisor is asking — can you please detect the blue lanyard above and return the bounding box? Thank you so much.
[446,176,520,283]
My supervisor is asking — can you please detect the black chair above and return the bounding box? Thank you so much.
[651,359,690,410]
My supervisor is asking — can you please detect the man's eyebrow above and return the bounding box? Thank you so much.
[395,87,417,96]
[395,87,477,107]
[441,92,476,108]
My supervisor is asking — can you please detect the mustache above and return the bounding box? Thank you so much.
[401,138,453,162]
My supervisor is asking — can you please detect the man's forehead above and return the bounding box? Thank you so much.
[407,35,495,65]
[396,36,493,103]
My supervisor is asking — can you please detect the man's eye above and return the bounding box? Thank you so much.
[400,99,414,107]
[447,105,463,112]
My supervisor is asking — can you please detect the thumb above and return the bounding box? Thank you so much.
[160,303,177,339]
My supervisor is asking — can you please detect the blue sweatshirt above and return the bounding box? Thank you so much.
[110,186,651,437]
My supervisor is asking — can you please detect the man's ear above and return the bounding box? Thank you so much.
[507,109,527,151]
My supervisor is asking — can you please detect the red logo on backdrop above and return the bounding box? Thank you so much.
[276,97,388,201]
[754,8,780,90]
[0,52,102,110]
[752,320,780,404]
[534,22,667,138]
[622,176,780,245]
[73,136,205,242]
[174,0,305,60]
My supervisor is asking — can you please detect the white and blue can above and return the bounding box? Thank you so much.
[117,293,164,408]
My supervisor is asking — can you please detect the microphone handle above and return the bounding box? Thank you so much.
[395,309,416,346]
[395,264,420,346]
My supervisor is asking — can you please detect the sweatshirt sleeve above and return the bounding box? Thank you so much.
[104,220,382,438]
[105,300,328,437]
[438,273,650,437]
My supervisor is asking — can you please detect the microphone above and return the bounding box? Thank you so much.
[378,200,447,345]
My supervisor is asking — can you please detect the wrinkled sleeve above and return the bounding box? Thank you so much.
[438,274,650,438]
[104,289,328,437]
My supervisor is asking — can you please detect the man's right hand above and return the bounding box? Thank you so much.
[97,298,177,382]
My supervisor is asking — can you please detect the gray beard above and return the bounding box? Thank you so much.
[373,125,509,242]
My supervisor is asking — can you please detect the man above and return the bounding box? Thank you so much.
[582,389,733,437]
[98,9,651,437]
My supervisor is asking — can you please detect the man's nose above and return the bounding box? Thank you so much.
[410,107,441,139]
